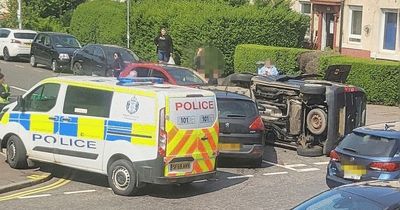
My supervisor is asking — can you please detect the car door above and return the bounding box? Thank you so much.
[75,45,95,75]
[92,46,107,76]
[15,83,61,162]
[55,85,112,170]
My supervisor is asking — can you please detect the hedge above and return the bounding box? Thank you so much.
[319,55,400,106]
[234,44,310,75]
[70,0,309,75]
[233,44,400,105]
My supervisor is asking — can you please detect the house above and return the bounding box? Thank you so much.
[292,0,400,61]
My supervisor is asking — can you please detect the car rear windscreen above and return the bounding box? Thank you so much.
[14,33,36,39]
[217,99,257,118]
[337,132,398,157]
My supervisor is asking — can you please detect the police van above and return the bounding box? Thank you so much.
[0,76,219,195]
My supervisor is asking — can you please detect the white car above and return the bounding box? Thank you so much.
[0,28,37,61]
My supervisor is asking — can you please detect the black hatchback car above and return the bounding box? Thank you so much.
[71,44,139,76]
[213,90,265,167]
[30,32,81,72]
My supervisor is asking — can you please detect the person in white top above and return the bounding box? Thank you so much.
[257,59,279,76]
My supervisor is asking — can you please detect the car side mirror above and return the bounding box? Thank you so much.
[17,96,25,112]
[208,78,218,85]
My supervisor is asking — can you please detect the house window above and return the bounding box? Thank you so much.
[349,6,363,42]
[382,11,398,50]
[300,2,311,14]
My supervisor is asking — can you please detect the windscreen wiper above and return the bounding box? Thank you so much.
[342,147,358,154]
[226,114,246,118]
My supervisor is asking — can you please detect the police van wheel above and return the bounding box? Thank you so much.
[108,159,139,196]
[6,135,28,169]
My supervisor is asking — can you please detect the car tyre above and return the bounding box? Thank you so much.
[73,62,84,75]
[30,55,37,67]
[306,108,327,135]
[108,159,140,196]
[6,135,28,169]
[296,145,323,157]
[300,84,325,95]
[3,47,10,61]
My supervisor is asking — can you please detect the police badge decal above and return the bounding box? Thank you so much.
[126,97,140,114]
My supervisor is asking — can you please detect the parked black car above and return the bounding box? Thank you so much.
[293,180,400,210]
[71,44,139,76]
[30,32,81,72]
[212,90,265,167]
[219,65,367,157]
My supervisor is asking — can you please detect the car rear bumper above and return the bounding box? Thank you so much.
[7,45,31,57]
[151,171,217,185]
[219,144,264,159]
[326,174,354,188]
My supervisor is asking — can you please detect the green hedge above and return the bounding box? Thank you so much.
[234,44,400,105]
[234,44,310,75]
[319,55,400,105]
[70,0,309,75]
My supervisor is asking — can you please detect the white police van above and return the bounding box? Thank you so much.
[0,76,219,195]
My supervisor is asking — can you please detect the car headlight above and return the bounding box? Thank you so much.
[59,53,70,60]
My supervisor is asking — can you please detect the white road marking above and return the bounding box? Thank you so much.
[283,164,307,168]
[10,85,27,92]
[296,168,320,172]
[313,162,329,165]
[19,194,51,199]
[227,175,254,180]
[64,190,96,195]
[15,64,25,68]
[263,172,288,176]
[193,180,208,183]
[262,160,297,171]
[107,188,112,190]
[0,61,5,64]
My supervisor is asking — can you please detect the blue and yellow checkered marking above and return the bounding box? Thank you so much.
[7,112,156,146]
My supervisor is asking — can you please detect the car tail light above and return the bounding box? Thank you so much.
[11,39,21,44]
[158,108,167,157]
[249,116,265,131]
[329,150,340,162]
[369,162,400,172]
[344,86,356,93]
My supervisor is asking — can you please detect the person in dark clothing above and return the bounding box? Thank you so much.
[0,73,10,111]
[154,28,173,63]
[112,52,125,77]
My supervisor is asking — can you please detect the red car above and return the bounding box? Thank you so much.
[120,63,207,86]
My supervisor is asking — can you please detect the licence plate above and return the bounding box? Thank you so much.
[343,165,366,180]
[177,116,195,125]
[200,114,214,124]
[218,143,240,151]
[24,43,31,47]
[169,162,192,172]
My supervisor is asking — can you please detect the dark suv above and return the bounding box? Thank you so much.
[30,32,81,72]
[219,65,367,157]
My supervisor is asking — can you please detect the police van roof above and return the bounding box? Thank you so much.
[42,76,213,95]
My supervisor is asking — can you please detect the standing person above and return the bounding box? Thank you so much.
[112,52,125,77]
[258,59,279,76]
[154,28,173,63]
[0,73,10,110]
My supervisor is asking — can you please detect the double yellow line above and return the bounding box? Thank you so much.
[0,178,71,202]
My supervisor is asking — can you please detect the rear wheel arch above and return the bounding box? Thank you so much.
[106,153,132,174]
[1,133,20,149]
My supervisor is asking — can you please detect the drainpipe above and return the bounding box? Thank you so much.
[338,0,345,53]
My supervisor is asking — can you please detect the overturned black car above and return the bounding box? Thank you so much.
[209,65,367,157]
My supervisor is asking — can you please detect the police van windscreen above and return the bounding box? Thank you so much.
[168,96,217,129]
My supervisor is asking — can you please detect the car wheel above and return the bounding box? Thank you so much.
[108,159,140,196]
[30,55,37,67]
[6,135,28,169]
[300,84,326,95]
[3,47,10,61]
[73,62,83,75]
[296,145,323,157]
[306,108,327,135]
[51,59,58,72]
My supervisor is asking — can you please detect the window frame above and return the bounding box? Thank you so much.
[300,1,311,15]
[348,6,363,43]
[380,9,399,51]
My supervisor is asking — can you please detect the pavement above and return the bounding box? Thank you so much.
[0,150,52,194]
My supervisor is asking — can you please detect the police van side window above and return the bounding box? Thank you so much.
[18,83,60,112]
[63,86,113,118]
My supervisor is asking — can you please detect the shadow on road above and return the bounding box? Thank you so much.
[217,145,278,169]
[37,162,247,199]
